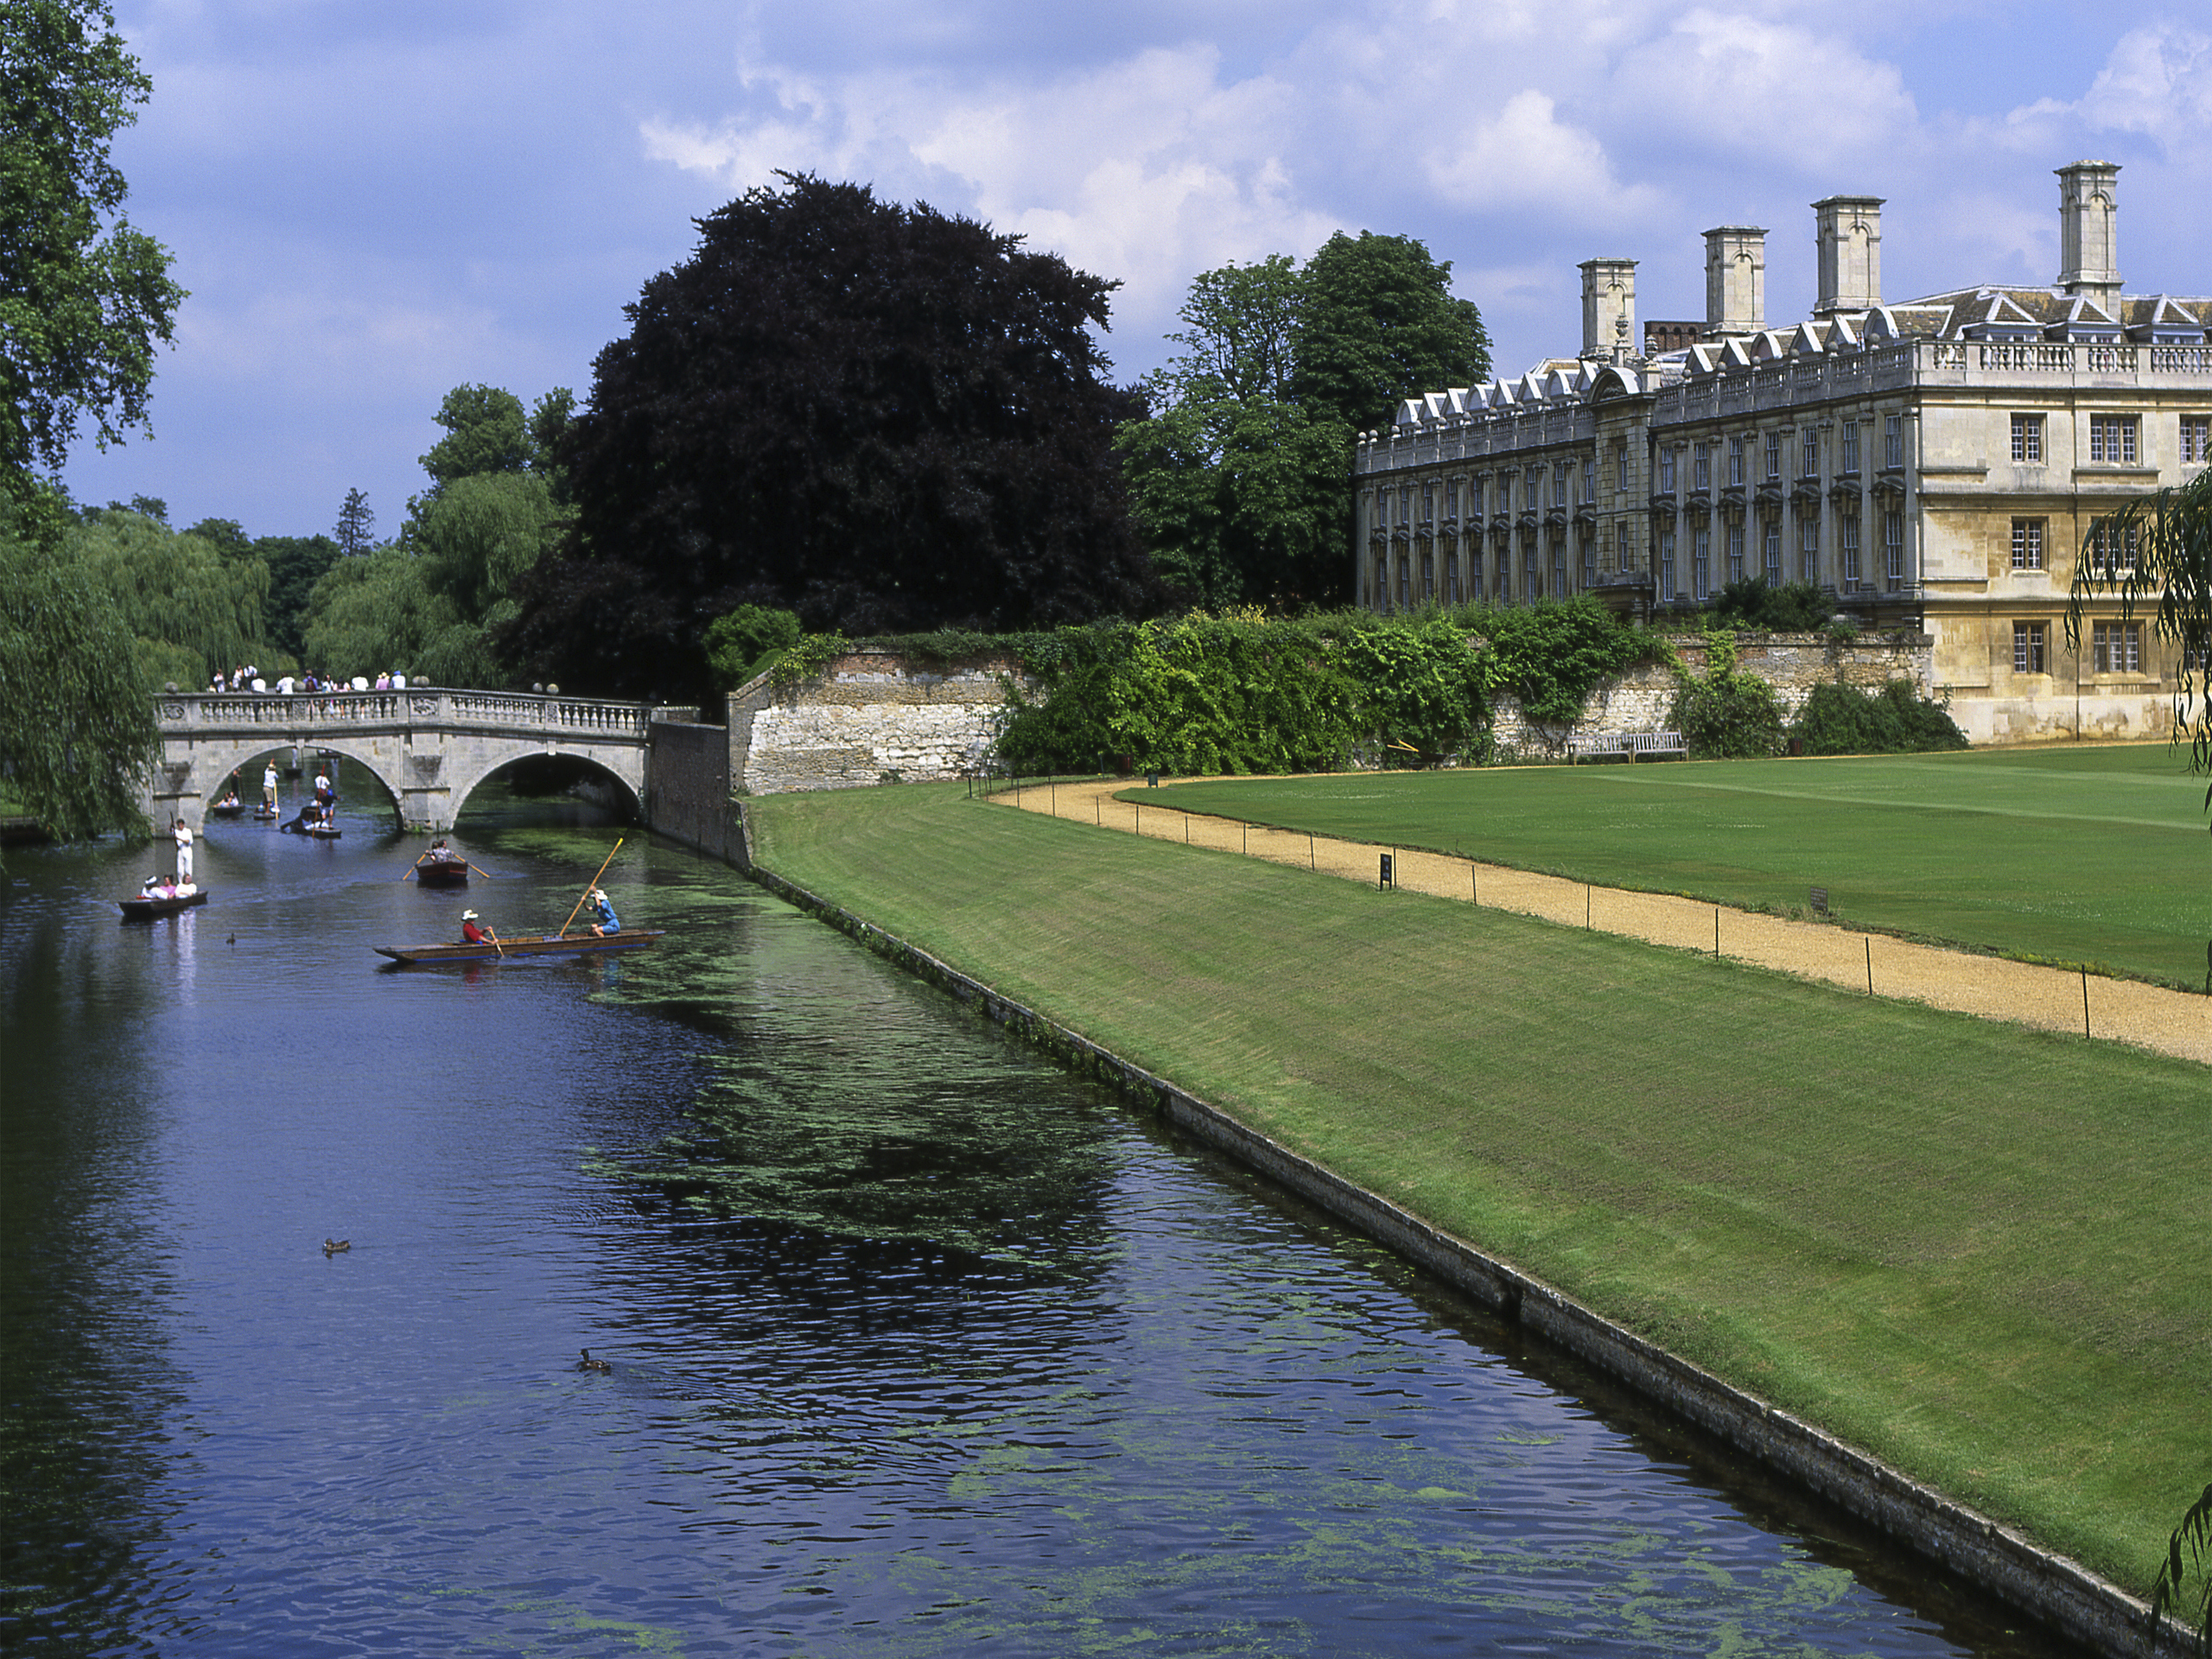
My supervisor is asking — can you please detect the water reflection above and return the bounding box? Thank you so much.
[0,783,2087,1656]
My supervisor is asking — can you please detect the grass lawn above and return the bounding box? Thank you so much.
[1144,744,2212,988]
[750,780,2212,1597]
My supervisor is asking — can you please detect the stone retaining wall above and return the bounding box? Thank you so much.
[1492,631,1933,758]
[643,716,749,866]
[728,649,1033,795]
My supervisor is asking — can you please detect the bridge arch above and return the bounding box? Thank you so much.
[180,735,409,828]
[446,749,643,826]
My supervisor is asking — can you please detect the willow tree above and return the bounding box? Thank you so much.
[0,531,156,837]
[2067,469,2212,787]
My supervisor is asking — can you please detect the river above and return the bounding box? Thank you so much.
[0,766,2088,1656]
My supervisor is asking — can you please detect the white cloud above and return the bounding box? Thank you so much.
[2077,23,2212,143]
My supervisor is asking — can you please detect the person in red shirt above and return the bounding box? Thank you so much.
[460,909,499,945]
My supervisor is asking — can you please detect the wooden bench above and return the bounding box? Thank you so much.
[1565,734,1630,764]
[1624,731,1687,760]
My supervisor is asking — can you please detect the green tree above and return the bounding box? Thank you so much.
[0,0,186,501]
[334,487,375,556]
[420,384,530,491]
[703,602,803,690]
[2068,470,2212,785]
[301,547,454,682]
[1294,231,1491,435]
[254,532,339,658]
[62,506,267,686]
[0,518,158,836]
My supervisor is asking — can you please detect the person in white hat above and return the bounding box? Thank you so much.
[587,888,620,938]
[460,909,499,946]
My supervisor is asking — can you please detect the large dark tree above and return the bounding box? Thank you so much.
[506,174,1160,700]
[1294,231,1491,436]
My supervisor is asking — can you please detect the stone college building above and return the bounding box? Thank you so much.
[1353,162,2210,745]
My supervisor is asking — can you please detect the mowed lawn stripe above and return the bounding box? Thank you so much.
[752,782,2212,1591]
[1149,746,2212,986]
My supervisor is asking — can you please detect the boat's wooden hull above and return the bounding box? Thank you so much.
[374,928,664,964]
[120,890,211,920]
[413,858,468,886]
[210,804,246,818]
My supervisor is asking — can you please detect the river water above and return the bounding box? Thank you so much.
[0,769,2087,1657]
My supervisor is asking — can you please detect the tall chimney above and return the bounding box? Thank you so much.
[1812,195,1883,315]
[2056,160,2121,311]
[1579,258,1637,362]
[1703,226,1765,337]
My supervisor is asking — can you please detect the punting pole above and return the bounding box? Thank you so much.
[559,837,625,937]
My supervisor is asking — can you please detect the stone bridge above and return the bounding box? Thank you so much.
[149,689,697,833]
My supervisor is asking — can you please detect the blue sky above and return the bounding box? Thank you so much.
[67,0,2212,543]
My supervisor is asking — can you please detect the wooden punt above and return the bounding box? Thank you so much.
[120,889,211,920]
[374,928,664,965]
[411,852,470,886]
[210,801,247,818]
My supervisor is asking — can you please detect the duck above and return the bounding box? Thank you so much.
[576,1348,612,1373]
[323,1238,351,1255]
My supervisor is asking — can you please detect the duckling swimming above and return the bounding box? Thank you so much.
[323,1238,351,1255]
[576,1348,611,1373]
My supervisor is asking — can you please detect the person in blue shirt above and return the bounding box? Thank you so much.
[588,888,620,937]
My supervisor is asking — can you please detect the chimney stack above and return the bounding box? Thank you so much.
[1703,226,1765,338]
[2056,160,2121,311]
[1813,196,1883,315]
[1579,259,1637,362]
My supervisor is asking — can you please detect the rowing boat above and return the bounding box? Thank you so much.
[121,889,211,920]
[411,850,469,886]
[373,928,664,964]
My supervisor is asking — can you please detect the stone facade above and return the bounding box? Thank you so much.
[728,649,1034,795]
[1356,160,2210,748]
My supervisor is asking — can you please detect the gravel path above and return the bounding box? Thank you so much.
[999,777,2212,1067]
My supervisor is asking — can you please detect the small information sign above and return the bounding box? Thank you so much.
[1809,886,1829,916]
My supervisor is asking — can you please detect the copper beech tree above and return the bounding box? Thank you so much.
[506,175,1163,702]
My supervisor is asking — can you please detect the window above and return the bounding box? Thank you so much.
[1552,536,1567,594]
[1659,527,1677,598]
[1580,531,1596,589]
[1554,467,1568,509]
[2087,518,2139,577]
[1375,489,1388,529]
[1421,550,1433,600]
[2089,415,2139,465]
[1726,521,1745,583]
[1693,525,1712,600]
[1841,516,1861,587]
[2092,620,2144,673]
[2183,416,2211,465]
[1444,479,1458,520]
[1800,516,1819,582]
[1657,448,1676,493]
[1693,442,1710,491]
[2010,518,2045,570]
[1613,440,1630,493]
[1470,476,1484,518]
[1525,533,1541,598]
[1374,559,1387,607]
[1421,483,1434,524]
[1728,436,1745,486]
[1397,556,1408,610]
[1525,466,1541,508]
[1884,414,1904,468]
[1399,486,1412,523]
[2013,621,2047,674]
[1763,521,1782,587]
[1884,511,1904,584]
[1582,458,1595,502]
[1802,427,1820,480]
[1764,431,1783,481]
[1494,549,1509,604]
[1841,421,1860,474]
[2011,414,2044,464]
[1467,548,1484,601]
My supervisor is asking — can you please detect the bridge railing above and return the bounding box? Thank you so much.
[158,690,687,736]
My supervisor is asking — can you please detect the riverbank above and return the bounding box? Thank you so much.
[747,779,2212,1649]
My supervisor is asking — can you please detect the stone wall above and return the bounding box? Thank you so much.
[643,715,748,866]
[729,649,1033,795]
[1491,631,1933,758]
